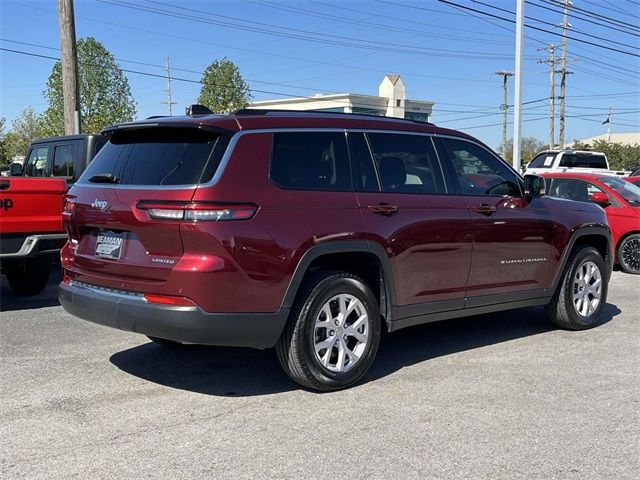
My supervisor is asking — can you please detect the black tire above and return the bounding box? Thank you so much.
[146,336,184,347]
[617,234,640,275]
[545,246,608,330]
[4,256,51,296]
[276,271,381,392]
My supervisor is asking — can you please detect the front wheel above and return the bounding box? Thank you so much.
[617,234,640,274]
[276,271,381,391]
[546,246,608,330]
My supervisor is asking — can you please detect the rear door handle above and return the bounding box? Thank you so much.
[368,204,399,216]
[0,180,9,190]
[471,204,497,215]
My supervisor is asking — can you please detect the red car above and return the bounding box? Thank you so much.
[59,107,613,391]
[542,172,640,274]
[625,176,640,188]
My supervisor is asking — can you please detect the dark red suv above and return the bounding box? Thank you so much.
[59,108,613,391]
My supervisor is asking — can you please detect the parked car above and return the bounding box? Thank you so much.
[59,108,613,391]
[1,134,107,295]
[13,134,107,183]
[524,149,629,177]
[625,176,640,187]
[0,177,68,295]
[542,172,640,274]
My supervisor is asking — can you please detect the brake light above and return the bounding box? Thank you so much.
[143,293,196,306]
[137,201,257,222]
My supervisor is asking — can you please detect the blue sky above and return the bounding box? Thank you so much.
[1,0,638,150]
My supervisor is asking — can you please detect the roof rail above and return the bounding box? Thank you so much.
[232,108,434,126]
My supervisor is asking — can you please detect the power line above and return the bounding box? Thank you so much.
[542,0,640,32]
[469,0,640,51]
[96,0,520,60]
[528,0,640,36]
[436,0,639,57]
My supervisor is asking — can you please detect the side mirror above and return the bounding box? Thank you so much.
[524,174,546,198]
[590,192,610,207]
[9,163,23,176]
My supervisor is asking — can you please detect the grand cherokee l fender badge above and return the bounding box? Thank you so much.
[501,257,548,265]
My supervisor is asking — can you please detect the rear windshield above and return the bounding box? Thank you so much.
[77,127,229,186]
[559,153,607,169]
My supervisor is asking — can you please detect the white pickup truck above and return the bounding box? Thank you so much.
[523,149,630,176]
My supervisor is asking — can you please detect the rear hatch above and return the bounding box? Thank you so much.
[66,124,230,283]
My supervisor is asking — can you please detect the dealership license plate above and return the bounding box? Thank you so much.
[95,231,125,260]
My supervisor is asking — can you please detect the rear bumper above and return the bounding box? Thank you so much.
[0,233,68,258]
[59,281,289,349]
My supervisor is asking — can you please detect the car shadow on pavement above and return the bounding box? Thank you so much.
[0,264,62,312]
[109,302,620,397]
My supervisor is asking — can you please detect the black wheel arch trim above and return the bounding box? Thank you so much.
[280,240,396,323]
[546,225,612,296]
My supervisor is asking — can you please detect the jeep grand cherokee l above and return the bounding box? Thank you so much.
[59,108,612,391]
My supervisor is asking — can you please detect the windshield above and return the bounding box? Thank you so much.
[599,176,640,205]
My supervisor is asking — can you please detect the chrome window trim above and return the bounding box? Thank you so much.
[71,127,510,192]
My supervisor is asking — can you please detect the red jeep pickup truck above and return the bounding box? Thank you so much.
[0,177,68,295]
[1,133,106,295]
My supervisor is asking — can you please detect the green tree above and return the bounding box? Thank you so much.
[570,139,640,171]
[41,37,136,136]
[197,58,251,113]
[501,137,547,165]
[2,107,44,166]
[0,117,7,168]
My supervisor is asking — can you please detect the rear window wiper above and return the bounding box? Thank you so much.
[88,173,120,184]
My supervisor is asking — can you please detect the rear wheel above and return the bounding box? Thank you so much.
[4,256,51,296]
[276,271,381,391]
[546,246,607,330]
[617,234,640,274]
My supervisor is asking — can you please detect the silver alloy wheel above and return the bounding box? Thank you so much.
[621,237,640,272]
[313,294,369,373]
[572,260,602,317]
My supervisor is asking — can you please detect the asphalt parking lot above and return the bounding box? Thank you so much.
[1,268,638,479]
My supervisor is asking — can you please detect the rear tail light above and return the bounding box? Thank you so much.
[137,201,257,222]
[63,195,76,215]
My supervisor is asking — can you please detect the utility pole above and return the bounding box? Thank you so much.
[558,0,572,148]
[512,0,525,172]
[57,0,81,134]
[495,71,514,157]
[538,45,557,149]
[161,56,177,116]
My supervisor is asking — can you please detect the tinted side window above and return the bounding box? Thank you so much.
[440,138,522,197]
[366,133,445,194]
[271,132,350,191]
[52,144,75,177]
[348,132,379,192]
[547,178,591,202]
[94,140,106,156]
[528,152,554,168]
[24,146,49,177]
